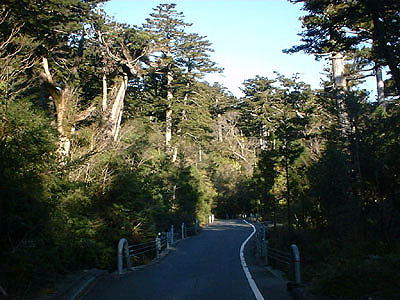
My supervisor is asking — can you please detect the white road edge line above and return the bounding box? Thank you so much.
[69,276,95,300]
[240,219,265,300]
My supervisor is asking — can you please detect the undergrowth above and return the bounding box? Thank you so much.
[267,226,400,300]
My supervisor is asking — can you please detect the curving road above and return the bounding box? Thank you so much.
[83,219,292,300]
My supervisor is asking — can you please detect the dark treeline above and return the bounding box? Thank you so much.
[0,1,399,299]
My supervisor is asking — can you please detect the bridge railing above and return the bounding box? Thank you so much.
[254,222,302,288]
[117,217,210,275]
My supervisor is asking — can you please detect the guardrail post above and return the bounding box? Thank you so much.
[264,239,269,265]
[170,225,174,245]
[195,219,199,234]
[290,244,301,285]
[155,235,161,258]
[166,232,170,249]
[256,230,260,256]
[181,222,185,239]
[261,223,266,241]
[117,238,132,275]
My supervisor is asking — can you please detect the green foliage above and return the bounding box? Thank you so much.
[307,142,352,232]
[172,165,216,224]
[240,73,315,226]
[0,98,57,292]
[251,150,277,220]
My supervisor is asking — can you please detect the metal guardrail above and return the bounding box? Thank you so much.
[254,222,302,287]
[117,217,210,275]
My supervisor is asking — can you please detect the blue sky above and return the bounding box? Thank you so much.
[103,0,375,98]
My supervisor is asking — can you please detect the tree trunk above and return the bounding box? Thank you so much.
[199,146,202,162]
[166,105,172,146]
[375,64,385,106]
[284,139,292,231]
[215,95,223,142]
[172,146,178,162]
[40,35,87,160]
[260,124,268,150]
[332,53,364,241]
[165,70,173,149]
[40,57,71,159]
[331,52,351,135]
[332,52,347,90]
[103,74,127,142]
[217,113,223,142]
[114,107,123,142]
[102,72,108,112]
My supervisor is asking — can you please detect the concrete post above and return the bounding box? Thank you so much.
[166,232,170,249]
[155,236,161,258]
[256,231,260,256]
[290,244,301,285]
[261,224,266,241]
[181,222,185,239]
[117,238,132,275]
[195,219,199,234]
[260,235,265,257]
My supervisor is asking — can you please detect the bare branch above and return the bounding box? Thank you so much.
[0,23,24,51]
[97,29,123,63]
[75,104,97,122]
[0,8,10,24]
[233,151,249,163]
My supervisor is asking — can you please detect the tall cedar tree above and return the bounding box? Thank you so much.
[143,4,220,156]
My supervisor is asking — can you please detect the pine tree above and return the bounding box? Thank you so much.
[287,0,400,96]
[143,4,220,159]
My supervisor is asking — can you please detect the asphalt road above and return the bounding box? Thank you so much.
[83,219,292,300]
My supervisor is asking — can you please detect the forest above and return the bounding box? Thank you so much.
[0,0,399,299]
